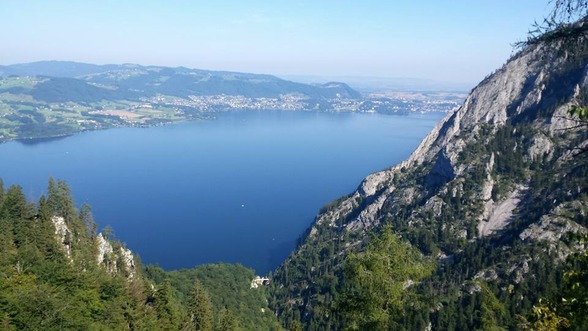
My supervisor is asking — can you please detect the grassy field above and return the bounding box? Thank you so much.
[0,77,199,142]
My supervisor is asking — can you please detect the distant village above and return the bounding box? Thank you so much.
[143,91,465,115]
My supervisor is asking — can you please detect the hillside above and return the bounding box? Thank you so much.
[0,178,281,330]
[268,18,588,330]
[0,61,362,100]
[0,61,363,142]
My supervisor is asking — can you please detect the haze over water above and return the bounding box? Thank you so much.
[0,111,444,273]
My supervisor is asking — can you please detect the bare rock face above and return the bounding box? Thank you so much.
[50,216,135,278]
[478,185,525,237]
[96,233,114,268]
[96,232,136,278]
[305,28,588,245]
[305,27,588,244]
[345,192,389,233]
[519,201,588,243]
[528,135,555,161]
[119,246,136,279]
[519,216,583,242]
[358,170,393,197]
[481,153,495,201]
[51,216,72,260]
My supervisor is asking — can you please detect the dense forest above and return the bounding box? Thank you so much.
[0,178,281,330]
[1,167,586,330]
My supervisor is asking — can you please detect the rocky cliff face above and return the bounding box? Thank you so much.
[96,233,137,278]
[270,20,588,330]
[52,215,136,278]
[51,216,73,261]
[313,36,585,237]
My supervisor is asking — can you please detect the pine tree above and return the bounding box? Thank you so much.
[188,280,213,331]
[0,178,4,206]
[56,180,76,221]
[46,177,58,214]
[79,203,96,238]
[155,280,182,330]
[217,307,237,331]
[1,185,28,221]
[45,178,76,221]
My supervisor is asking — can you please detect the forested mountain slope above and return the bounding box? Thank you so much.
[269,18,588,331]
[0,179,281,330]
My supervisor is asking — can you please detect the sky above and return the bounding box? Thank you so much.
[1,1,553,85]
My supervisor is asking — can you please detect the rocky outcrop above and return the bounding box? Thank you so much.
[51,216,72,260]
[96,232,136,278]
[119,246,136,277]
[478,185,525,237]
[520,201,588,244]
[49,221,136,279]
[51,216,136,278]
[96,233,113,266]
[250,276,270,289]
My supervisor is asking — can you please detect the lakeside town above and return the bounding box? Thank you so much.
[143,91,465,115]
[0,63,467,141]
[0,89,466,142]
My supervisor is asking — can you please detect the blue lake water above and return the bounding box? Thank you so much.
[0,111,444,273]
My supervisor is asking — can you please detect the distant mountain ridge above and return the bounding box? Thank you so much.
[0,61,362,101]
[281,74,475,93]
[0,61,124,78]
[0,61,463,142]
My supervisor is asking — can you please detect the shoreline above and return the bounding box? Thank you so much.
[0,109,447,145]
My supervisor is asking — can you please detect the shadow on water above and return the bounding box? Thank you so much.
[267,240,296,274]
[17,134,72,146]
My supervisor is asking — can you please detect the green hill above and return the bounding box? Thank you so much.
[0,178,281,330]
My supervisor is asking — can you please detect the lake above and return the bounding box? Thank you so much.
[0,111,444,273]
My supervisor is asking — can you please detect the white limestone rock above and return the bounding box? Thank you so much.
[51,216,72,260]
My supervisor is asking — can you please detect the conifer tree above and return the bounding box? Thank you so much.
[1,185,27,221]
[56,180,76,221]
[79,203,96,238]
[217,307,237,331]
[45,178,76,221]
[0,178,4,205]
[155,280,182,330]
[46,177,58,214]
[188,280,213,331]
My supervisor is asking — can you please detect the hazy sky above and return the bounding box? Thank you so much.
[2,1,551,84]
